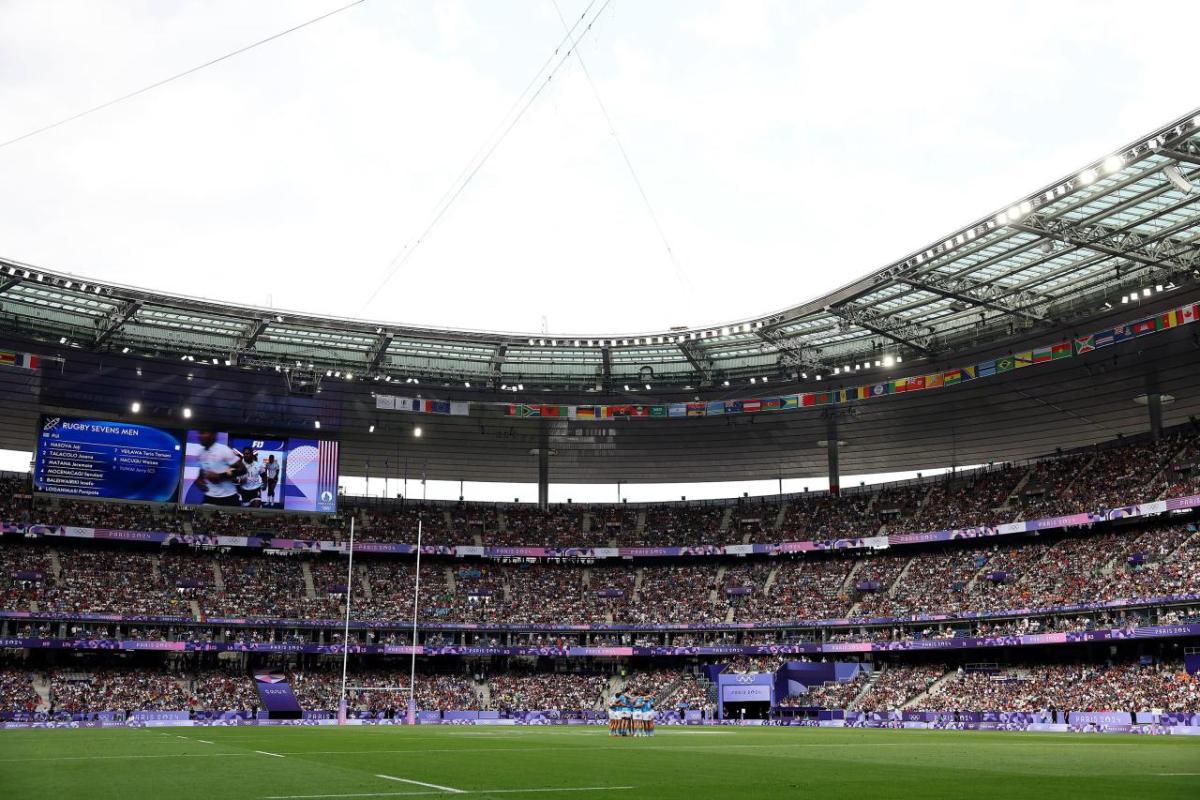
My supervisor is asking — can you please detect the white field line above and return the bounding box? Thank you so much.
[264,788,636,799]
[0,739,1168,764]
[376,775,465,794]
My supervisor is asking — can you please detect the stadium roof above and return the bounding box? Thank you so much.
[1,108,1198,393]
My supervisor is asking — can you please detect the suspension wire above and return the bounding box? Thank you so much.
[361,0,615,311]
[549,0,691,298]
[0,0,369,152]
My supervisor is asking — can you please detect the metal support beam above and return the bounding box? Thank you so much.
[537,420,550,510]
[0,276,21,295]
[232,318,271,366]
[829,304,933,355]
[677,340,713,385]
[754,328,825,372]
[902,278,1048,323]
[488,344,507,389]
[600,347,612,389]
[94,300,142,346]
[825,412,840,496]
[1159,148,1200,167]
[368,331,394,374]
[1145,372,1163,441]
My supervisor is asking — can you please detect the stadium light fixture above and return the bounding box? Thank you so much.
[1079,168,1097,185]
[345,372,353,380]
[121,347,130,354]
[883,356,894,367]
[1122,296,1129,304]
[182,408,192,419]
[368,424,375,433]
[895,356,902,363]
[815,374,822,381]
[1143,288,1152,297]
[624,384,630,391]
[645,384,651,390]
[800,372,807,379]
[59,337,67,344]
[414,426,422,438]
[517,384,523,390]
[464,381,470,388]
[314,420,321,429]
[326,370,333,377]
[1103,155,1124,174]
[130,401,141,413]
[750,377,757,384]
[722,380,730,387]
[1163,163,1194,193]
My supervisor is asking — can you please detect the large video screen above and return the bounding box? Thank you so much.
[179,430,339,513]
[34,415,184,502]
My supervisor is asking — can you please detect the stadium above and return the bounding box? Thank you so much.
[1,3,1200,799]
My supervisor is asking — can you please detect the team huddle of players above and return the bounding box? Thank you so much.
[607,693,654,737]
[194,431,282,508]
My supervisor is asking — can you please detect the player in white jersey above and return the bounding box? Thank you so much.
[238,447,265,507]
[263,454,281,507]
[194,431,245,507]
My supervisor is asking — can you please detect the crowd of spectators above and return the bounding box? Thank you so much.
[3,522,1196,627]
[487,671,608,711]
[0,668,40,713]
[922,661,1199,712]
[640,506,726,546]
[3,429,1197,554]
[854,664,944,711]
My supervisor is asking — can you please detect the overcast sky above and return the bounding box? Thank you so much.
[1,0,1197,338]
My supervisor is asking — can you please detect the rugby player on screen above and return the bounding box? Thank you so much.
[194,430,246,507]
[238,446,265,508]
[263,454,280,507]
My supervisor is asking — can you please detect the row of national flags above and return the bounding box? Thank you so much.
[505,301,1200,421]
[0,350,41,370]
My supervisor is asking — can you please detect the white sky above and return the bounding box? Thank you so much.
[0,1,1192,502]
[0,0,1197,337]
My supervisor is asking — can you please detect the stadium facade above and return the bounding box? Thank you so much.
[0,110,1199,734]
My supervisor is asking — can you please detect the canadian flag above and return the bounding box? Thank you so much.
[1182,304,1198,325]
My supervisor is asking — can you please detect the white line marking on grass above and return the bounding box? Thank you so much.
[256,750,286,758]
[376,775,465,793]
[1156,773,1200,776]
[264,787,635,799]
[0,753,258,762]
[197,739,215,745]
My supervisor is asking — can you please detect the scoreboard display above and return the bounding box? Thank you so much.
[34,415,184,502]
[32,416,339,513]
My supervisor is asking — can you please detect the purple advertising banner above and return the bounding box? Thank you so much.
[0,621,1197,658]
[254,671,302,713]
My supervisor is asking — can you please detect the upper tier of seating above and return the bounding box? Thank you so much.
[4,428,1197,550]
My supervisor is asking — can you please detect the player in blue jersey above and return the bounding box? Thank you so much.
[618,693,633,737]
[643,695,655,737]
[607,697,620,737]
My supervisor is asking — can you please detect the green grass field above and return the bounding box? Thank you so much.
[1,725,1197,799]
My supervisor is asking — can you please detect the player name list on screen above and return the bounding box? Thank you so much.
[34,416,184,503]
